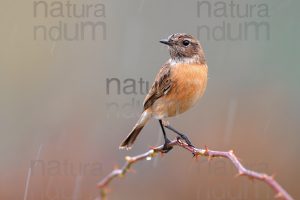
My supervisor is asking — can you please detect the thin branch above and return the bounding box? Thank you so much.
[96,139,294,200]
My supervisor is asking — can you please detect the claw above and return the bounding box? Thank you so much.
[177,134,194,147]
[161,145,173,153]
[161,138,173,153]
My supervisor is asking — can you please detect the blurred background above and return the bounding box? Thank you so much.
[0,0,299,199]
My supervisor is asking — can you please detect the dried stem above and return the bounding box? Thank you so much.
[96,139,294,200]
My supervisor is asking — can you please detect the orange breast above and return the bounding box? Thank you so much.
[152,63,208,118]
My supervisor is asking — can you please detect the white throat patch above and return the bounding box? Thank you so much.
[168,55,200,66]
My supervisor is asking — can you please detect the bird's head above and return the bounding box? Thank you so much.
[160,33,205,63]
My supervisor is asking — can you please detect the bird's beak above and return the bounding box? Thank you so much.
[159,39,172,46]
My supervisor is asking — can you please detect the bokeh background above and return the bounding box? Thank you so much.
[0,0,299,199]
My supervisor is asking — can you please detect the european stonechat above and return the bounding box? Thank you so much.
[120,33,208,152]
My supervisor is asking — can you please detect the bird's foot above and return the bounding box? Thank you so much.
[177,134,194,147]
[161,139,173,153]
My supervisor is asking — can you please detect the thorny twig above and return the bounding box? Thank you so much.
[96,139,294,200]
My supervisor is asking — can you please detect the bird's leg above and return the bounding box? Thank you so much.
[165,124,194,147]
[159,120,173,153]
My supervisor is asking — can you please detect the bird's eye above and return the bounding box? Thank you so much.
[182,40,190,46]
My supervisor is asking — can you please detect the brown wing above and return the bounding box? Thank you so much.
[143,63,172,110]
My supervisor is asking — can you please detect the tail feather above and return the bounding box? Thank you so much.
[119,125,144,149]
[119,110,151,149]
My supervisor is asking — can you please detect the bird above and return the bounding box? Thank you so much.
[119,33,208,152]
